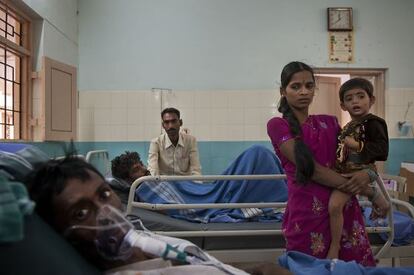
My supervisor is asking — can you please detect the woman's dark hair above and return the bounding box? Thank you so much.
[339,78,374,102]
[278,61,315,184]
[25,156,104,228]
[111,151,143,181]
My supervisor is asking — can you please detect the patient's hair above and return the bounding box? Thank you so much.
[25,157,103,228]
[161,107,180,119]
[111,151,143,181]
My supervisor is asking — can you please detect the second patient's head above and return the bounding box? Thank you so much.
[111,151,150,184]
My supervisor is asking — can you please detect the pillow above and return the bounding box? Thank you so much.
[106,177,130,205]
[0,144,101,274]
[0,213,101,275]
[0,144,49,182]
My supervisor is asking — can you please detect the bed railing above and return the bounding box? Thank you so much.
[85,150,111,177]
[126,173,406,259]
[126,174,286,214]
[372,176,394,258]
[55,154,85,160]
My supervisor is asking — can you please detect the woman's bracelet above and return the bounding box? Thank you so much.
[366,169,379,183]
[369,184,380,203]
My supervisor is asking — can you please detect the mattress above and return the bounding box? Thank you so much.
[129,207,385,250]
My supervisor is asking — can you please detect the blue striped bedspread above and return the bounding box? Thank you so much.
[135,145,287,223]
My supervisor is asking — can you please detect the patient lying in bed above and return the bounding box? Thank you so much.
[109,146,414,246]
[110,145,288,223]
[24,155,290,274]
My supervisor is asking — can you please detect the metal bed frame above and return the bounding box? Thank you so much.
[81,149,413,265]
[85,150,111,177]
[85,149,109,163]
[125,173,414,264]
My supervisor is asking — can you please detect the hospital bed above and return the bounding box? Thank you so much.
[2,145,411,275]
[85,149,112,177]
[125,173,414,265]
[84,148,414,265]
[0,143,102,274]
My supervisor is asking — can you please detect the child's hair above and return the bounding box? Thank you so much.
[339,78,374,102]
[25,156,104,228]
[278,61,315,184]
[111,151,143,181]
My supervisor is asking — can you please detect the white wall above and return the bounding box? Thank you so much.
[23,0,78,69]
[76,0,414,142]
[78,0,414,91]
[78,89,278,142]
[19,0,78,140]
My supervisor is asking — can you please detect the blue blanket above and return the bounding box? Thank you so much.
[135,145,287,223]
[279,251,414,275]
[364,207,414,246]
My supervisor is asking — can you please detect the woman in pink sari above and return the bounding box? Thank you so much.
[267,61,385,266]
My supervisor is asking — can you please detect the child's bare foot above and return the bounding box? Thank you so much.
[326,245,339,259]
[370,195,390,220]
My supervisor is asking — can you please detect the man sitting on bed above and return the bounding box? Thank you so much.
[111,145,288,223]
[25,156,290,274]
[148,107,202,176]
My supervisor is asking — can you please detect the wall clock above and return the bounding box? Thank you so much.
[328,7,353,31]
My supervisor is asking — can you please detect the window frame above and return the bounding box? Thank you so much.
[0,0,31,141]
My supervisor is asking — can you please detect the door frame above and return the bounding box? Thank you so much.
[315,68,387,173]
[314,68,386,119]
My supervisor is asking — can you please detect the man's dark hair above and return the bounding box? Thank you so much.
[161,107,180,119]
[111,151,143,181]
[25,156,104,229]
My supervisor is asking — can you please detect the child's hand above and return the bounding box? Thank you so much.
[344,136,360,150]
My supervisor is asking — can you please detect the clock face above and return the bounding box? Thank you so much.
[328,8,352,31]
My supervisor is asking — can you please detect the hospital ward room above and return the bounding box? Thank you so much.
[2,0,414,274]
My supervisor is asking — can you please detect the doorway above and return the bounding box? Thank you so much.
[313,68,387,172]
[313,68,386,127]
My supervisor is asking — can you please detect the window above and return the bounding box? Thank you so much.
[0,1,30,140]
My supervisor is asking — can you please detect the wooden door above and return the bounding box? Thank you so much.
[310,76,343,122]
[312,73,385,172]
[43,57,77,141]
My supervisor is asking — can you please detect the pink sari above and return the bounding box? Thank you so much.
[267,115,375,266]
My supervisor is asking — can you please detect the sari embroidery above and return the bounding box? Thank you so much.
[312,196,324,215]
[310,232,325,256]
[294,222,301,233]
[343,220,367,248]
[268,115,376,266]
